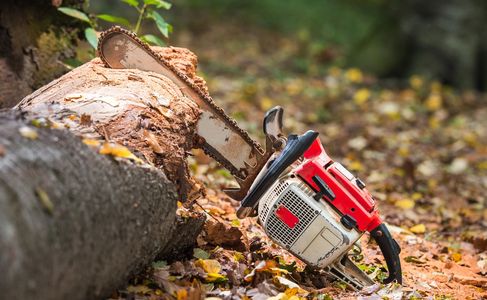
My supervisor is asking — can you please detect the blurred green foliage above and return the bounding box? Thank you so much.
[69,0,487,90]
[177,0,403,75]
[174,0,487,90]
[58,0,173,50]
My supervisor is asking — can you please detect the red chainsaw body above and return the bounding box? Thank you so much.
[294,138,382,232]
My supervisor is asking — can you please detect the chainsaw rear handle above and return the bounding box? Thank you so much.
[370,223,402,284]
[238,130,319,214]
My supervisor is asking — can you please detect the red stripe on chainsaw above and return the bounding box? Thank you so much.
[275,205,299,228]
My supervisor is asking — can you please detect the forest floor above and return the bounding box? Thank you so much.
[110,26,487,299]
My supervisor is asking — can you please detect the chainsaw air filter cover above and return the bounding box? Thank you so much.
[258,175,362,268]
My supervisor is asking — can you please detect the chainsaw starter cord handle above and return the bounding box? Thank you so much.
[370,223,402,284]
[239,130,319,211]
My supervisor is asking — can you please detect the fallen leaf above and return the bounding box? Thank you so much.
[345,68,363,83]
[425,93,442,111]
[82,138,101,147]
[196,259,221,273]
[230,219,241,227]
[176,288,187,300]
[193,248,210,259]
[404,255,426,264]
[206,272,228,283]
[126,285,151,295]
[260,97,274,111]
[31,118,49,128]
[152,260,167,268]
[353,88,370,105]
[36,187,54,214]
[448,158,468,175]
[99,142,143,163]
[410,224,426,234]
[409,75,423,89]
[395,199,415,209]
[19,126,38,139]
[204,219,245,250]
[348,136,367,150]
[450,252,462,263]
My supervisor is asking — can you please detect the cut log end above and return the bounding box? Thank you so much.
[17,46,209,200]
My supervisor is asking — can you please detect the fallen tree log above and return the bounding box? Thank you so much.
[0,47,209,300]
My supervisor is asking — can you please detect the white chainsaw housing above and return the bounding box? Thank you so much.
[258,174,362,267]
[257,174,374,289]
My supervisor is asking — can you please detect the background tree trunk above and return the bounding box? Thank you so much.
[1,45,208,299]
[0,0,85,108]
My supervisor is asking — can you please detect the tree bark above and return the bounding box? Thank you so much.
[1,45,208,299]
[0,0,85,108]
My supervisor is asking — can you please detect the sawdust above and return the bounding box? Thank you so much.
[17,47,209,200]
[152,46,209,96]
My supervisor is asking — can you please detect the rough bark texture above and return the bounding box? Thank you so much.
[1,45,209,299]
[0,0,85,108]
[0,110,179,300]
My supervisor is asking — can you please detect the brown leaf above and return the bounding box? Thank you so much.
[204,219,245,251]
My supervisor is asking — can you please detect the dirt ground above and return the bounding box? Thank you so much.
[109,25,487,299]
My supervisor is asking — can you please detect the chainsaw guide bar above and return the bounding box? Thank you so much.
[98,26,271,200]
[97,27,402,290]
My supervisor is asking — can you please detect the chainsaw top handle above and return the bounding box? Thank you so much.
[370,223,402,284]
[238,130,319,211]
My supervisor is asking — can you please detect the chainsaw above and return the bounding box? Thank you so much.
[98,27,402,290]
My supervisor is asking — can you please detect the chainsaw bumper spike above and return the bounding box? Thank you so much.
[98,28,402,290]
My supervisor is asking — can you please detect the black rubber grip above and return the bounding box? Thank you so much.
[240,130,319,209]
[370,223,402,284]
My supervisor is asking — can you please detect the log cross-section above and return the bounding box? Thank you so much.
[1,45,209,300]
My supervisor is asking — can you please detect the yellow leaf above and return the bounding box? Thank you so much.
[206,272,227,283]
[82,138,101,147]
[230,219,241,227]
[349,160,363,172]
[410,224,426,234]
[286,80,303,96]
[284,288,299,296]
[50,121,64,129]
[36,187,54,214]
[19,126,38,139]
[68,114,78,121]
[477,161,487,170]
[412,192,422,201]
[328,67,341,77]
[430,81,442,93]
[260,97,274,111]
[268,293,287,300]
[398,146,409,157]
[353,88,370,105]
[196,259,221,273]
[126,285,151,294]
[429,116,440,129]
[99,142,142,163]
[345,68,363,83]
[176,288,188,300]
[451,252,462,262]
[395,199,415,210]
[409,75,423,89]
[233,251,245,262]
[425,93,442,111]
